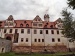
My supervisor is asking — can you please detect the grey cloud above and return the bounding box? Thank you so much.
[0,0,75,21]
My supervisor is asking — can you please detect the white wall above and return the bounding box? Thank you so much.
[1,28,75,48]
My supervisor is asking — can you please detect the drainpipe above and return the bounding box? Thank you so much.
[30,25,33,53]
[43,29,46,51]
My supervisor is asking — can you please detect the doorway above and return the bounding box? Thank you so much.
[6,36,11,41]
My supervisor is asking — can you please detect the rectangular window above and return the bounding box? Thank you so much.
[52,38,55,42]
[26,38,28,42]
[4,29,7,33]
[34,29,37,34]
[39,24,42,27]
[21,38,23,42]
[27,29,30,34]
[51,30,54,34]
[10,23,13,25]
[34,39,37,42]
[58,38,60,42]
[38,39,40,42]
[46,30,48,34]
[42,39,44,42]
[10,29,12,33]
[40,30,42,34]
[33,23,37,26]
[57,30,59,34]
[21,29,24,33]
[15,29,18,33]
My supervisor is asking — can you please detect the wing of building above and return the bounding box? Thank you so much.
[0,14,75,53]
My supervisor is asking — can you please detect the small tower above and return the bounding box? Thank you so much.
[44,14,50,22]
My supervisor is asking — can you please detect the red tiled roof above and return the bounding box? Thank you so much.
[14,20,32,28]
[0,20,57,28]
[43,21,56,28]
[1,20,57,28]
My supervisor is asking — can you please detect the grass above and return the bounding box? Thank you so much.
[0,52,75,56]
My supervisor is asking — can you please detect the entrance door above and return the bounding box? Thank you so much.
[6,36,11,41]
[1,48,5,53]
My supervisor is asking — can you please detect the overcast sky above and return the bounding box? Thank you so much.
[0,0,75,21]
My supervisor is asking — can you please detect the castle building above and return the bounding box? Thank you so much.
[0,14,75,52]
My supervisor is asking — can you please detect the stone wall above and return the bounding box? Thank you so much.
[0,38,12,53]
[12,45,68,53]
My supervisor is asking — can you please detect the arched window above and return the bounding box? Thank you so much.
[20,23,23,27]
[26,24,29,27]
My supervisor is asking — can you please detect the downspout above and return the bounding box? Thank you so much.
[43,28,46,51]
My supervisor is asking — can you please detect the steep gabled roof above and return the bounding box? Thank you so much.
[33,15,42,21]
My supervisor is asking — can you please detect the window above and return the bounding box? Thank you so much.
[46,30,48,34]
[38,19,41,21]
[44,25,47,28]
[10,29,12,33]
[4,29,7,33]
[34,39,37,42]
[21,29,24,33]
[21,38,23,42]
[38,39,40,42]
[15,29,18,33]
[20,24,23,27]
[34,29,37,34]
[57,30,59,34]
[42,39,44,42]
[50,25,53,28]
[27,29,30,34]
[10,23,13,25]
[26,38,28,42]
[58,38,60,42]
[52,38,55,42]
[26,24,29,27]
[51,30,54,34]
[39,24,42,27]
[40,30,42,34]
[33,23,37,26]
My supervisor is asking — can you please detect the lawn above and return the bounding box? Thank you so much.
[0,52,75,56]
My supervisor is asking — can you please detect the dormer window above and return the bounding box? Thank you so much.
[26,24,29,27]
[46,23,48,25]
[50,25,53,28]
[44,25,47,28]
[20,23,23,27]
[24,21,26,23]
